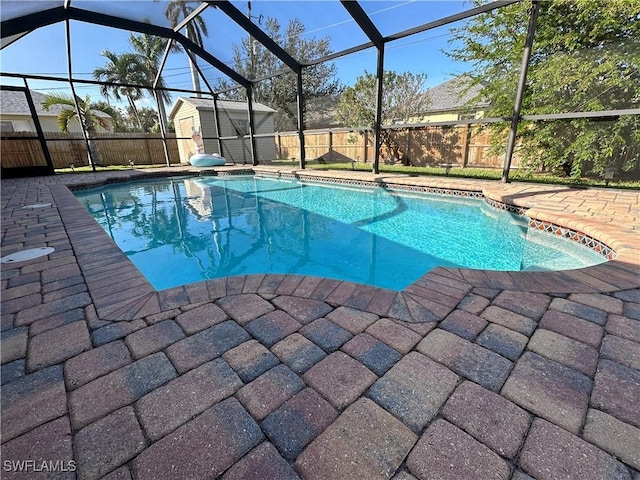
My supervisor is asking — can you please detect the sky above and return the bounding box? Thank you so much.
[0,0,479,111]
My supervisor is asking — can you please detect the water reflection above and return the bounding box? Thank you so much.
[76,176,605,291]
[78,177,448,290]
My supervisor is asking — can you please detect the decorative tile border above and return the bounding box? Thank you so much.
[381,184,484,199]
[484,197,528,216]
[256,171,484,199]
[261,171,379,189]
[483,198,614,259]
[528,219,616,260]
[199,168,254,177]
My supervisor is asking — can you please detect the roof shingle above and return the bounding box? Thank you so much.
[424,76,489,112]
[0,90,110,118]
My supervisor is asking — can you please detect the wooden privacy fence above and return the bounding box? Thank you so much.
[1,132,181,169]
[275,125,516,168]
[2,126,515,171]
[276,130,375,164]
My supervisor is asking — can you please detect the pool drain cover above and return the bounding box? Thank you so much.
[1,247,55,264]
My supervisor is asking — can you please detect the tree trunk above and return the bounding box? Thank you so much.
[189,60,202,98]
[128,96,145,132]
[87,135,102,166]
[186,30,202,97]
[157,100,168,133]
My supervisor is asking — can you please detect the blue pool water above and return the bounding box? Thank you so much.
[74,175,606,290]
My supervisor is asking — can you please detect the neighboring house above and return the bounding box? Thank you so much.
[416,75,490,123]
[169,97,276,165]
[300,76,488,130]
[0,90,112,133]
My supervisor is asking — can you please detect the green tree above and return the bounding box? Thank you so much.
[447,0,640,177]
[41,93,111,165]
[132,106,162,133]
[215,17,342,131]
[163,0,209,95]
[93,50,146,131]
[336,71,431,163]
[91,101,135,132]
[129,32,178,129]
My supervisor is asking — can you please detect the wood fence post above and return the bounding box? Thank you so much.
[277,134,282,159]
[363,131,368,163]
[462,124,472,168]
[144,134,153,164]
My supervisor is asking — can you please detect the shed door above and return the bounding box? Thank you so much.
[178,117,195,161]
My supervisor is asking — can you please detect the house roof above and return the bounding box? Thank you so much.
[0,90,110,118]
[2,90,65,116]
[424,76,490,113]
[169,97,276,119]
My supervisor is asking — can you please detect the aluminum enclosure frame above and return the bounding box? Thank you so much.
[1,0,636,180]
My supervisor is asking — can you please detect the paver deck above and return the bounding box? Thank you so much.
[2,165,639,479]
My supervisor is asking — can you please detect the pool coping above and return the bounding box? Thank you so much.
[51,165,639,322]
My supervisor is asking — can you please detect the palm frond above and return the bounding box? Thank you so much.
[56,108,77,133]
[94,116,112,132]
[41,93,76,111]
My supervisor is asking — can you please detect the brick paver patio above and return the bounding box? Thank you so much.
[1,165,639,479]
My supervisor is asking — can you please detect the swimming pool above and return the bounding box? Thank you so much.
[75,175,607,290]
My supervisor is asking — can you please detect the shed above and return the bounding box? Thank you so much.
[169,97,276,165]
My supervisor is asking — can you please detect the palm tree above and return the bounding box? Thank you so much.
[163,0,209,96]
[93,50,146,130]
[129,32,178,130]
[41,93,110,166]
[91,100,133,132]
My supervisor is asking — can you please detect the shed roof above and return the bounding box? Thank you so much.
[169,97,276,120]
